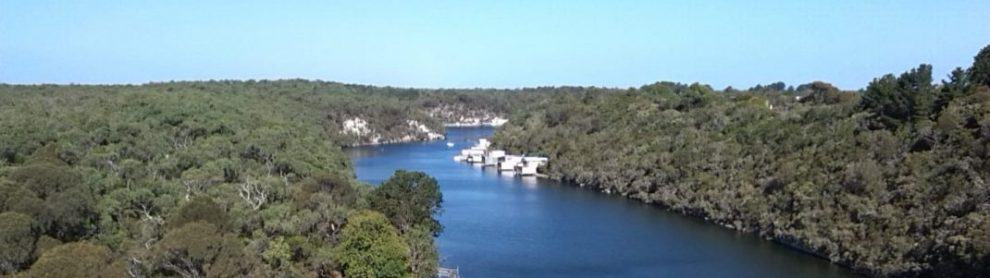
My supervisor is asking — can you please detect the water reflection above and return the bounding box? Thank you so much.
[519,176,539,189]
[347,127,859,278]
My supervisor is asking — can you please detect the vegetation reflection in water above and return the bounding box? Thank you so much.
[348,127,858,278]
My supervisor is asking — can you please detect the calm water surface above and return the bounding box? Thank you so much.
[346,127,858,278]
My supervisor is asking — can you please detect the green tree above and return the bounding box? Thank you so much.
[333,210,410,278]
[167,196,231,231]
[900,64,936,122]
[369,171,443,234]
[154,221,266,277]
[263,236,292,270]
[0,212,39,274]
[404,225,439,278]
[936,67,971,114]
[44,185,98,241]
[23,242,125,278]
[8,162,81,199]
[970,44,990,87]
[7,147,97,240]
[0,182,44,219]
[799,81,845,105]
[860,64,936,128]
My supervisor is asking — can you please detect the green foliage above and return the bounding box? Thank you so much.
[405,225,439,278]
[8,161,81,199]
[971,44,990,87]
[153,221,268,277]
[369,170,443,235]
[333,210,410,278]
[799,81,852,105]
[167,196,231,231]
[0,81,466,276]
[31,236,61,260]
[936,67,972,114]
[5,147,97,241]
[495,45,990,277]
[23,242,125,278]
[263,236,292,270]
[0,212,39,274]
[0,181,43,218]
[860,64,937,128]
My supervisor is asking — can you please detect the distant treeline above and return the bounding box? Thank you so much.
[494,45,990,277]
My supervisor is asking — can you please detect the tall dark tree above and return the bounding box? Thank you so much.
[970,44,990,87]
[899,64,936,122]
[368,171,443,235]
[936,67,972,114]
[860,64,936,128]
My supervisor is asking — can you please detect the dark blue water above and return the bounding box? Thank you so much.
[346,127,857,278]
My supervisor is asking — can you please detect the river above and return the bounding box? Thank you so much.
[345,127,858,278]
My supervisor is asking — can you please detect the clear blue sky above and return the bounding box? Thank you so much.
[2,0,988,89]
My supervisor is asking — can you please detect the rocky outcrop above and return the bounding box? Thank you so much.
[338,117,445,146]
[427,105,508,126]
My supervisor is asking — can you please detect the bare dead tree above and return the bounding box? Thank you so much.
[138,204,164,249]
[160,251,203,278]
[126,257,145,278]
[238,178,269,210]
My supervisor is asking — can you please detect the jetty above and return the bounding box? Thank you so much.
[453,138,549,176]
[437,266,459,278]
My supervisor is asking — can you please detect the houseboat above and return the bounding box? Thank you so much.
[517,156,548,176]
[499,155,523,171]
[484,150,506,166]
[452,139,550,177]
[518,164,539,176]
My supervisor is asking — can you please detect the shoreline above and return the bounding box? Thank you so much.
[539,172,865,276]
[344,121,506,147]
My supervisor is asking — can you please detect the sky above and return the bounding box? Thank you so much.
[1,0,988,90]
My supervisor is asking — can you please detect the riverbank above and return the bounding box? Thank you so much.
[347,126,858,278]
[491,67,990,277]
[546,173,853,268]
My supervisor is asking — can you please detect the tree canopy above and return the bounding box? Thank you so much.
[333,210,411,278]
[369,170,443,235]
[23,242,125,278]
[0,81,459,276]
[0,212,38,274]
[494,44,990,277]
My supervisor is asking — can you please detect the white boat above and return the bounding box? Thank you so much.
[477,138,491,149]
[499,155,523,171]
[455,138,496,162]
[461,149,485,156]
[484,150,506,166]
[468,154,484,163]
[518,164,539,176]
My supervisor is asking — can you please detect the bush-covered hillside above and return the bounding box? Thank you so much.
[494,46,990,277]
[0,82,456,277]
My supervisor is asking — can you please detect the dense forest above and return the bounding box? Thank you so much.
[3,46,987,277]
[0,81,510,277]
[494,45,990,277]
